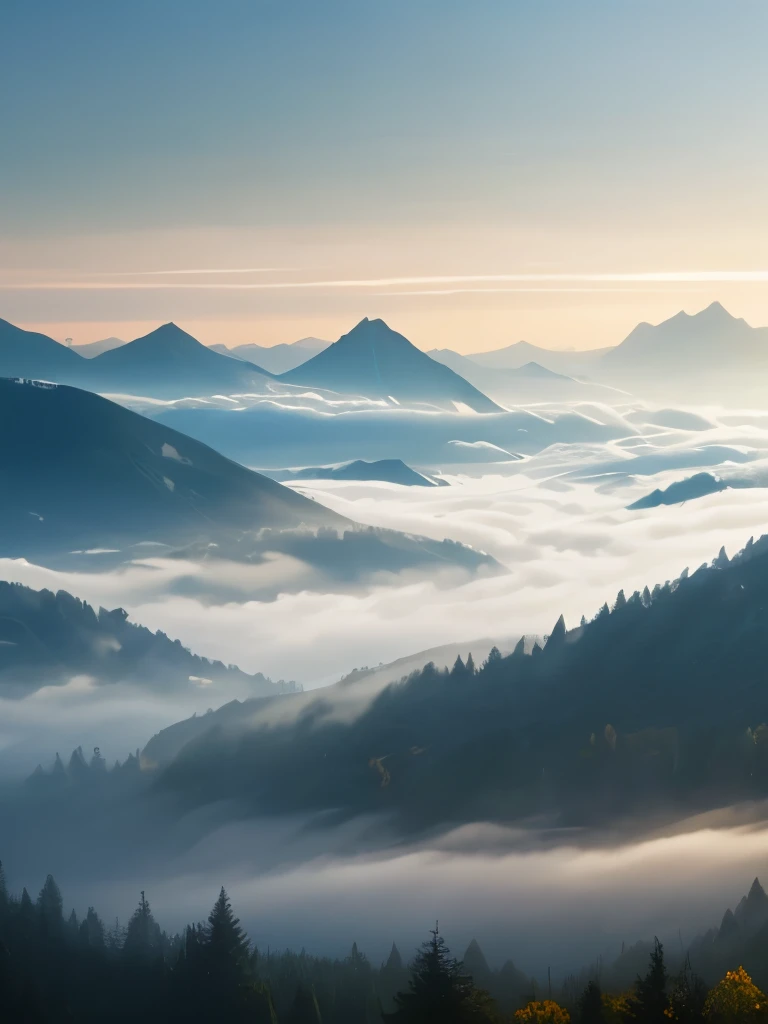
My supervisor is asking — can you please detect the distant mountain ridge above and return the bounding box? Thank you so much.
[427,349,625,404]
[269,458,446,487]
[84,322,274,396]
[602,301,768,375]
[70,337,125,358]
[211,336,330,373]
[0,319,274,398]
[467,339,612,375]
[280,317,501,412]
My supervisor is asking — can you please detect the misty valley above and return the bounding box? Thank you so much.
[5,301,768,1022]
[8,7,768,1017]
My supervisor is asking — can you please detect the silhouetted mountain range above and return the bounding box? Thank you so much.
[602,301,768,377]
[441,302,768,401]
[280,318,501,412]
[0,581,294,697]
[211,336,330,373]
[427,350,625,404]
[467,340,611,376]
[0,320,274,398]
[84,323,274,397]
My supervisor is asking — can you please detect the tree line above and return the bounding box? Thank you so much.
[0,862,765,1022]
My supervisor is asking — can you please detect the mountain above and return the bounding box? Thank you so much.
[467,340,612,375]
[143,530,768,833]
[142,634,520,768]
[604,301,765,371]
[70,337,125,358]
[280,318,501,412]
[86,322,274,397]
[211,336,330,373]
[600,302,768,398]
[0,580,296,698]
[270,458,446,487]
[427,350,625,404]
[688,877,768,989]
[627,472,729,509]
[0,319,276,397]
[0,318,85,381]
[0,377,334,557]
[0,378,499,580]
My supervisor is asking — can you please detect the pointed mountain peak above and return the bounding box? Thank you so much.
[699,300,733,319]
[123,321,205,352]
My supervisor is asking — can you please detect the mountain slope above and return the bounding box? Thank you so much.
[150,531,768,832]
[0,378,499,580]
[280,318,501,412]
[0,318,85,381]
[211,337,330,373]
[87,322,274,396]
[0,376,343,557]
[0,580,295,698]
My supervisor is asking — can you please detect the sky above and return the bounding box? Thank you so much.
[4,0,768,351]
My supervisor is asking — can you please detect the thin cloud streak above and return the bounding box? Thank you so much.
[377,287,707,297]
[110,267,296,276]
[4,269,768,292]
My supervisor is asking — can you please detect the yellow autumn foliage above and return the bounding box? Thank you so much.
[704,966,768,1022]
[602,991,634,1022]
[514,999,570,1024]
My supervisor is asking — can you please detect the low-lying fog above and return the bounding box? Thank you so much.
[5,412,768,771]
[10,810,768,978]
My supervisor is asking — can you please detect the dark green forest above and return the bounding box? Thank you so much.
[3,861,768,1023]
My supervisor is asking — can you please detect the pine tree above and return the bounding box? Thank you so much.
[466,653,476,675]
[451,654,466,676]
[630,937,668,1023]
[384,943,403,971]
[385,925,476,1023]
[79,907,105,949]
[0,861,7,920]
[287,982,323,1024]
[123,891,161,961]
[205,886,250,983]
[577,979,605,1023]
[37,874,63,940]
[668,955,707,1023]
[483,646,502,668]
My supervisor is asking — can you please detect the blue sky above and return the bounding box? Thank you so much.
[3,0,768,349]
